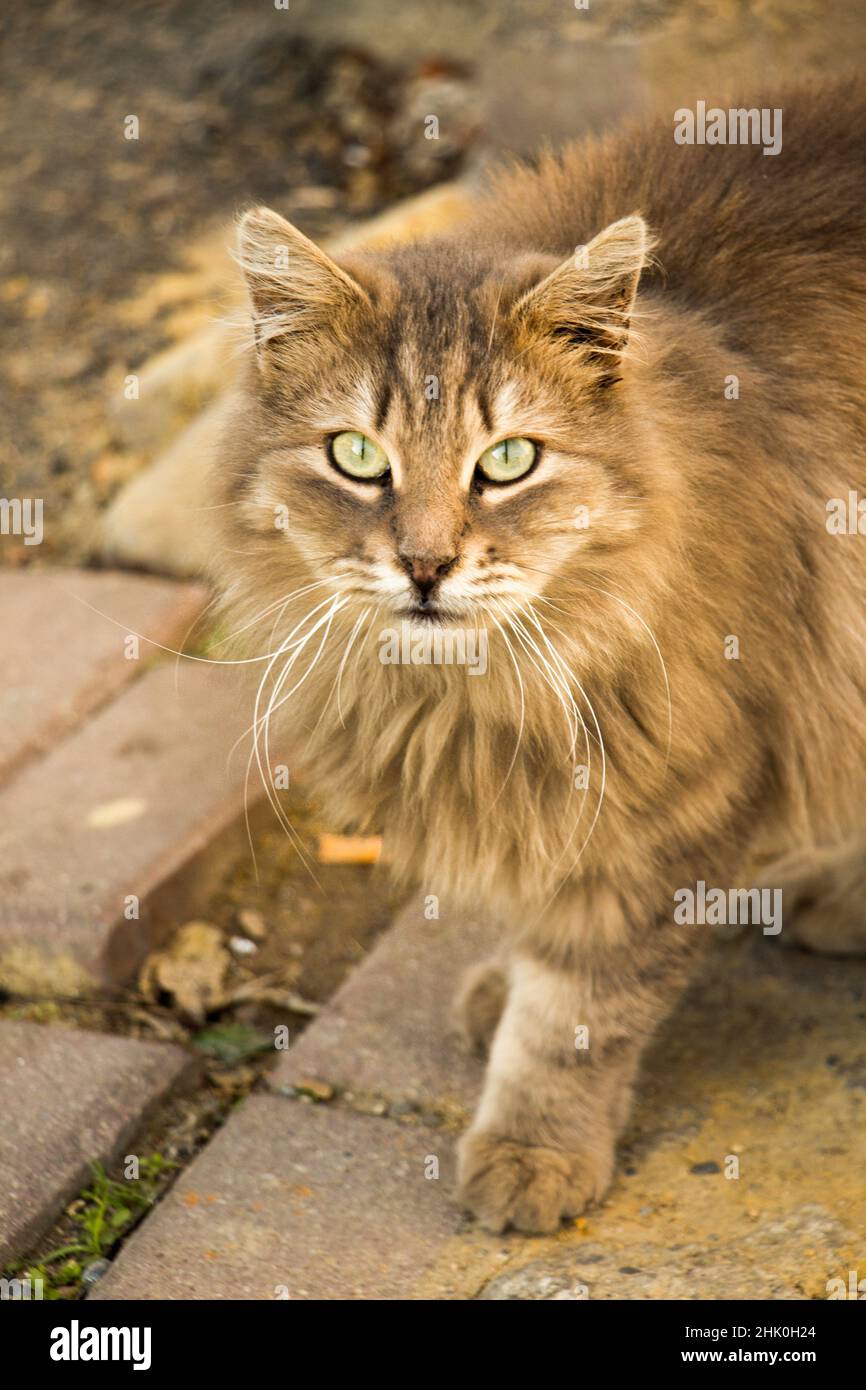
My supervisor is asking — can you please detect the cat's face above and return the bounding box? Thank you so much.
[228,208,652,630]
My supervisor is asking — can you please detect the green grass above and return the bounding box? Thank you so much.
[4,1155,177,1299]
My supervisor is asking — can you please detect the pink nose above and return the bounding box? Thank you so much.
[400,552,457,600]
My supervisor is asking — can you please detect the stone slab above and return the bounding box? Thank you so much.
[0,1020,192,1266]
[0,660,260,990]
[269,903,499,1115]
[0,569,207,786]
[91,1095,458,1300]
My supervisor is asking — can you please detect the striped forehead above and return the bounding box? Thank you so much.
[377,324,495,472]
[334,243,552,479]
[379,254,496,400]
[371,357,486,482]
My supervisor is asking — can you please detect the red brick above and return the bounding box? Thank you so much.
[0,661,262,988]
[0,569,207,786]
[0,1020,193,1265]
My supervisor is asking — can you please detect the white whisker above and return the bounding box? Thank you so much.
[334,608,372,731]
[212,578,336,650]
[484,605,526,812]
[524,602,607,897]
[242,593,346,881]
[506,605,583,764]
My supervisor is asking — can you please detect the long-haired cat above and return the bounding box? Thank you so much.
[212,85,866,1232]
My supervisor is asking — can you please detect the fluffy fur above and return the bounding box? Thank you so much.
[212,85,866,1232]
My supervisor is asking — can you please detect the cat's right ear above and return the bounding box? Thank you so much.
[236,206,371,366]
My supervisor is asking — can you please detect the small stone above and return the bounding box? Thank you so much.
[388,1099,418,1117]
[479,1257,598,1301]
[354,1096,387,1116]
[229,935,257,957]
[82,1258,111,1289]
[690,1161,721,1175]
[342,143,371,169]
[237,909,267,941]
[294,1078,334,1103]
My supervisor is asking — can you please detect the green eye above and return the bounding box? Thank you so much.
[329,431,390,481]
[476,436,537,484]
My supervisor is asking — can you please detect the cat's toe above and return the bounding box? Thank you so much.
[457,1130,612,1234]
[454,960,508,1055]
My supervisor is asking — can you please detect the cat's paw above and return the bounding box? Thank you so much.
[455,961,508,1055]
[457,1129,613,1234]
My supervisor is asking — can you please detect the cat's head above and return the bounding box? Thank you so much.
[219,204,657,630]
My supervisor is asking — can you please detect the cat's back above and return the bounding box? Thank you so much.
[474,83,866,328]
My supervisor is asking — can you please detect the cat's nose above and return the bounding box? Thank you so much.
[399,551,457,601]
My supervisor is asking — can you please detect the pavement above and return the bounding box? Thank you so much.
[91,904,866,1300]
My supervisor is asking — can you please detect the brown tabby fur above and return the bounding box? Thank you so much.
[212,85,866,1232]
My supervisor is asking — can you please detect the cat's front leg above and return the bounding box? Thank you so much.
[457,913,701,1234]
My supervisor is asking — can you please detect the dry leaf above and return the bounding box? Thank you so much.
[139,921,231,1024]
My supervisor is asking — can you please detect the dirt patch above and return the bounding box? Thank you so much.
[0,0,477,564]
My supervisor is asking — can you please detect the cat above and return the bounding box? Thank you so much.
[212,84,866,1233]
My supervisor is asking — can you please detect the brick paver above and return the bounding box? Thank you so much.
[0,660,260,990]
[0,1020,193,1266]
[269,902,499,1115]
[91,1095,459,1300]
[0,569,207,787]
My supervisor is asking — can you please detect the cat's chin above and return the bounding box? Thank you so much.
[395,605,447,624]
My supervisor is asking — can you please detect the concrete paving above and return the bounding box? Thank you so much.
[94,912,866,1300]
[92,1095,460,1300]
[0,660,259,992]
[0,1020,193,1266]
[0,569,206,786]
[270,902,496,1118]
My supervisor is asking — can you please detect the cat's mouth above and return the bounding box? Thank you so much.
[397,603,445,623]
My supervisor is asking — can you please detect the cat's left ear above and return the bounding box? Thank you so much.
[510,215,652,376]
[237,205,371,364]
